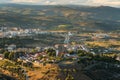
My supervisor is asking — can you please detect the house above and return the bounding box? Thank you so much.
[116,54,120,61]
[7,44,16,52]
[0,54,4,60]
[64,53,78,60]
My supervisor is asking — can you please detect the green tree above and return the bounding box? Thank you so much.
[68,50,74,55]
[46,48,56,57]
[3,51,10,59]
[0,49,5,54]
[8,52,15,60]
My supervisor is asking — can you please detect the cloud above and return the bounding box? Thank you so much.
[9,0,90,5]
[11,0,40,3]
[0,0,120,7]
[45,1,57,5]
[87,0,120,7]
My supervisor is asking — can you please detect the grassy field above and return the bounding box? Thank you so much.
[27,64,59,80]
[86,40,120,49]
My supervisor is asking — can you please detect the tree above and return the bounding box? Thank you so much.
[46,48,56,57]
[0,49,5,54]
[68,50,74,55]
[8,52,15,60]
[3,51,10,59]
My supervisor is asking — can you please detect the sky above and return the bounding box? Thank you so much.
[0,0,120,7]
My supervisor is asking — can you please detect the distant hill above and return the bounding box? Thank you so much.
[0,4,120,32]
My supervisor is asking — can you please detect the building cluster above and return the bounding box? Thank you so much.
[0,27,57,38]
[2,43,90,64]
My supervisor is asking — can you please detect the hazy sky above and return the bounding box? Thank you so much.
[0,0,120,7]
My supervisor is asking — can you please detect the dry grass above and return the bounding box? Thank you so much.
[86,41,120,48]
[27,64,59,80]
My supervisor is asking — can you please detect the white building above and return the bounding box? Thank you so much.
[7,44,16,52]
[116,54,120,61]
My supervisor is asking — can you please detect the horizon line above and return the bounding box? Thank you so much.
[0,3,120,8]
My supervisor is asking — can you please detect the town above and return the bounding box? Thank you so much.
[0,26,120,80]
[0,2,120,79]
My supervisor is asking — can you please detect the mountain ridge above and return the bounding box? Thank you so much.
[0,4,120,32]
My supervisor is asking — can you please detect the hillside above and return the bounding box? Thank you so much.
[0,4,120,32]
[0,73,16,80]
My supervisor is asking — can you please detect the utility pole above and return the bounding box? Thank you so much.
[64,32,72,46]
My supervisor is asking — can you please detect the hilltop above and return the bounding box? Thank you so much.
[0,4,120,32]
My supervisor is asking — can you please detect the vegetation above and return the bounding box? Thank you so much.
[0,34,64,47]
[0,4,120,32]
[0,73,16,80]
[0,4,119,80]
[45,48,56,57]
